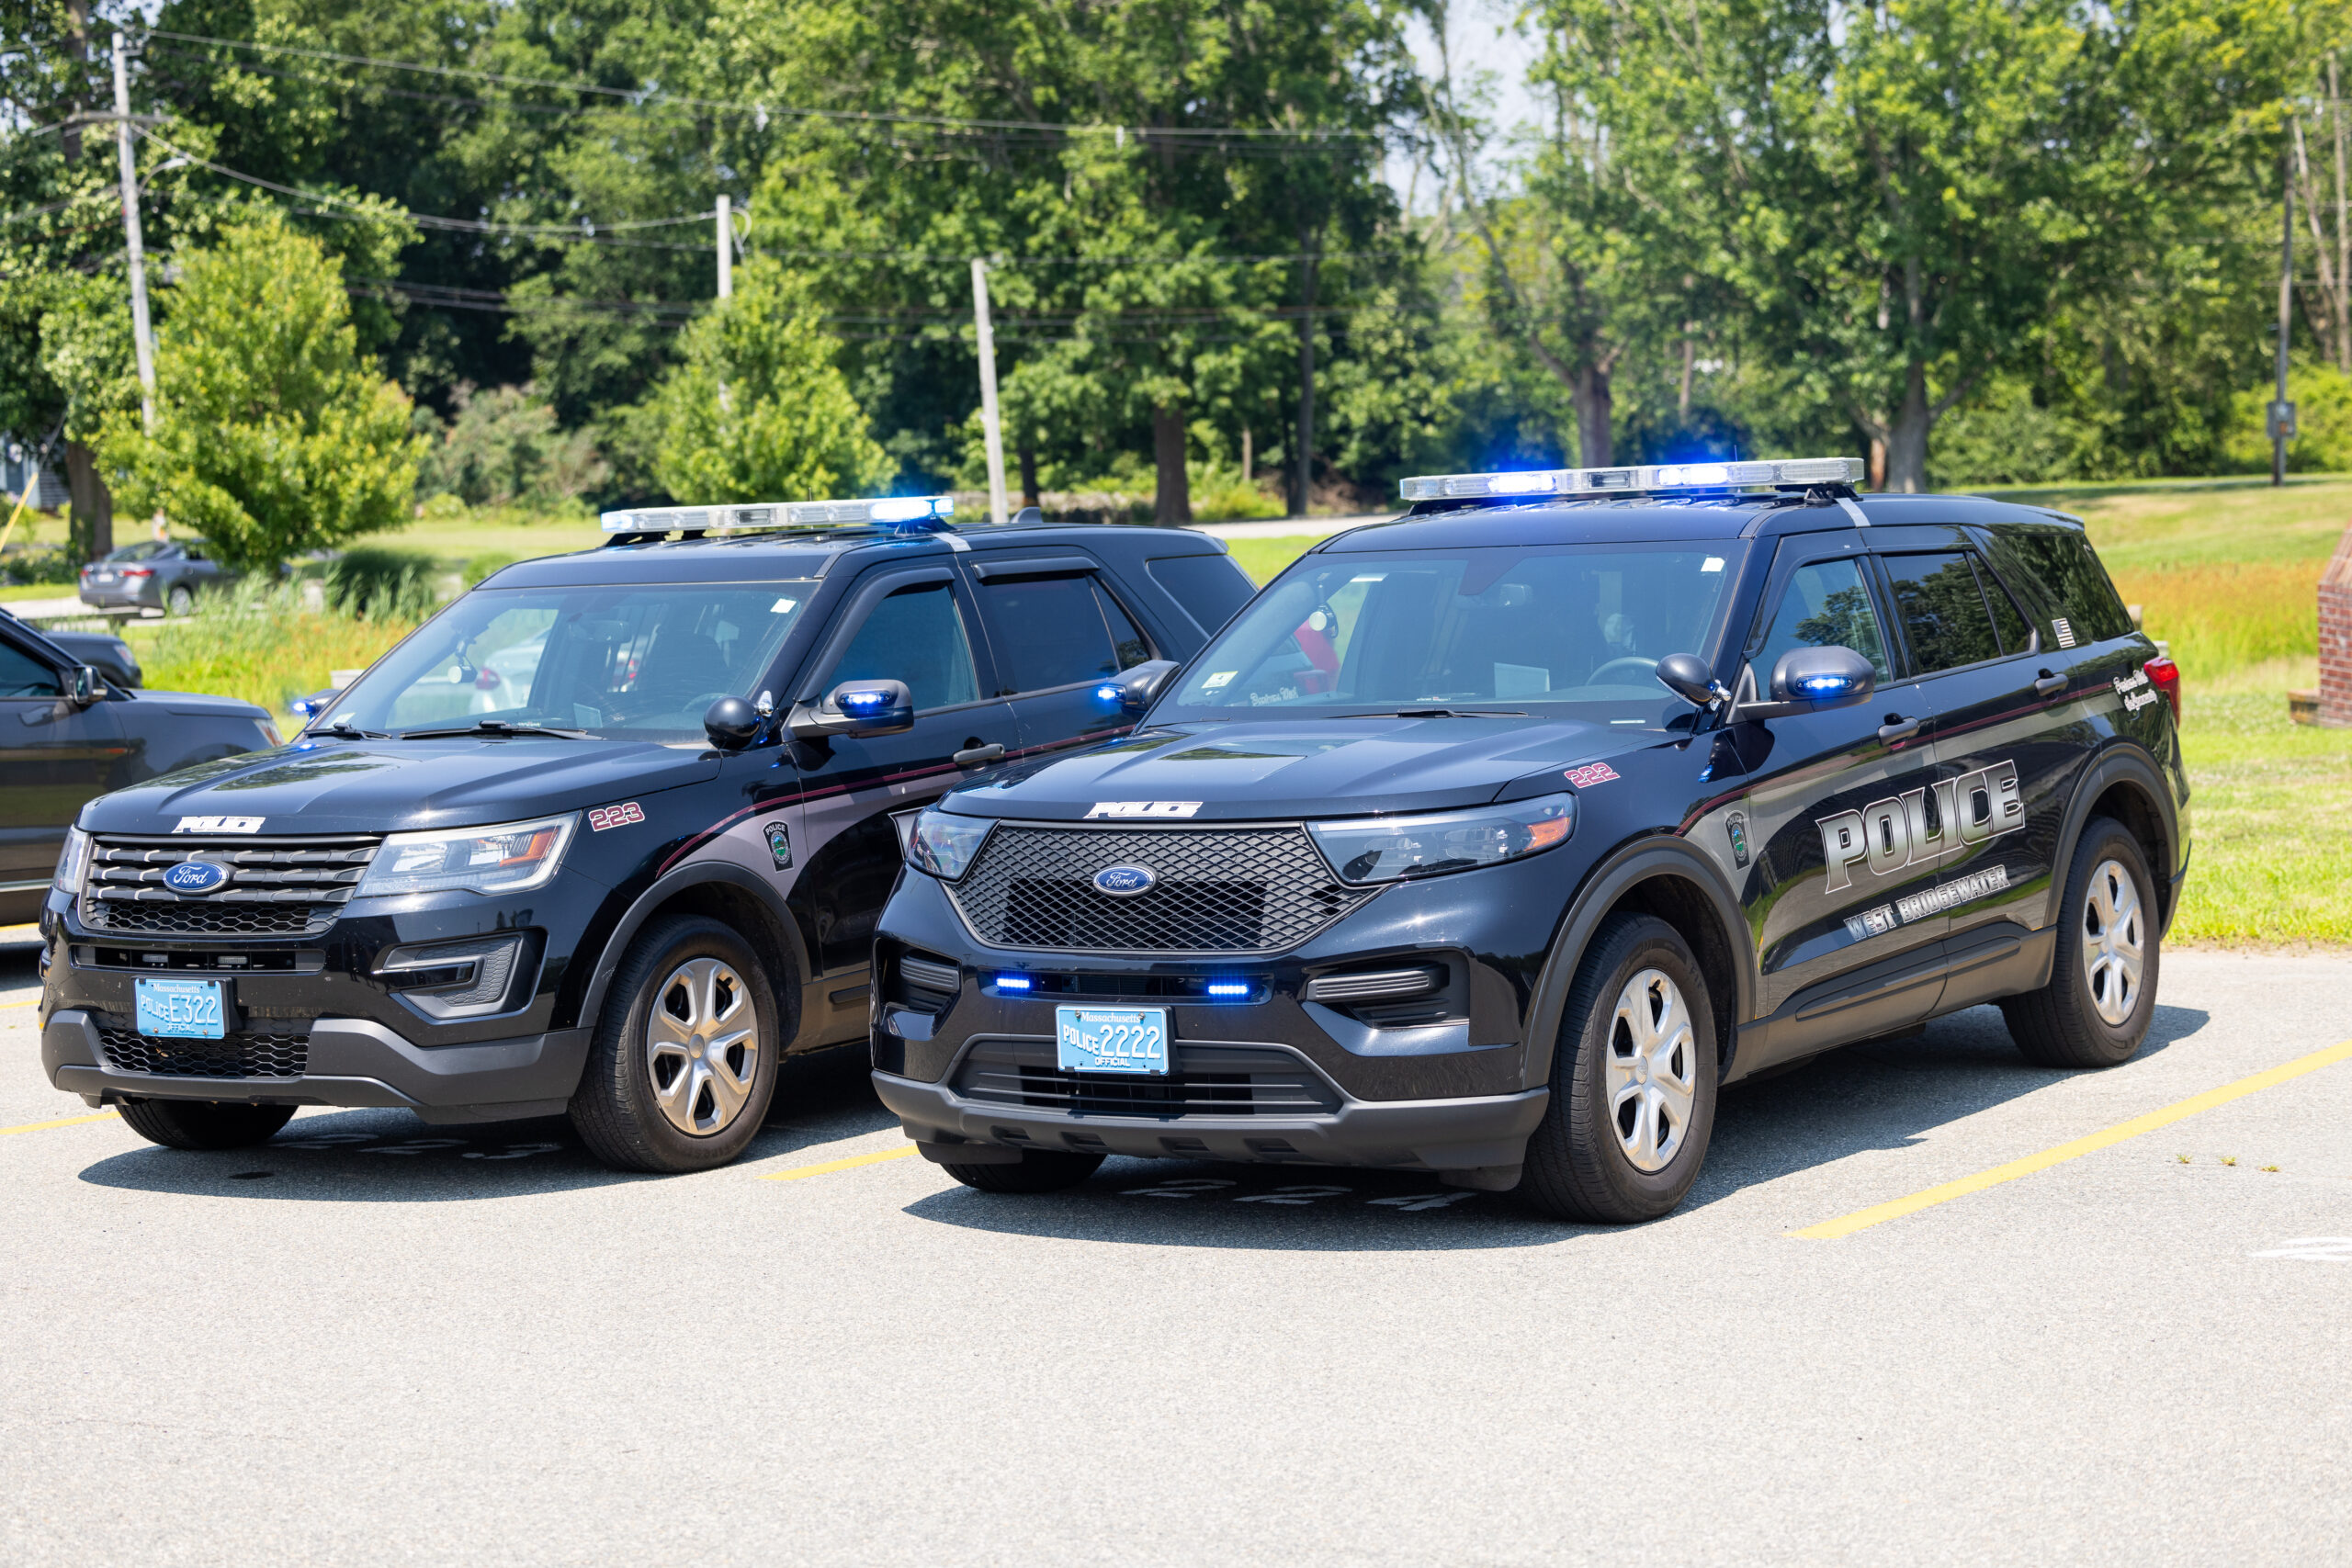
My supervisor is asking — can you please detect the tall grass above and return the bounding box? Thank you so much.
[2109,560,2319,677]
[141,577,426,713]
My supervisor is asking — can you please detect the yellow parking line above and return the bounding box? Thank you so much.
[1792,1037,2352,1240]
[0,1111,119,1137]
[1,998,39,1010]
[759,1144,920,1182]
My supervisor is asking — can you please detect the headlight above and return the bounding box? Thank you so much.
[1307,794,1575,885]
[53,826,91,893]
[905,808,993,880]
[356,813,578,897]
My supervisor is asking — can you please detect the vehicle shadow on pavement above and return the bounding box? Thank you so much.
[73,1044,898,1201]
[901,1000,2211,1249]
[1685,999,2211,1213]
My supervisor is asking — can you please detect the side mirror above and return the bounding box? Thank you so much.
[1653,653,1720,708]
[68,664,104,707]
[704,695,760,750]
[788,678,915,739]
[1742,646,1875,719]
[1100,659,1180,716]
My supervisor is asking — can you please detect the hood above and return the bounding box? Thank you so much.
[123,687,268,717]
[947,717,1672,821]
[80,735,718,836]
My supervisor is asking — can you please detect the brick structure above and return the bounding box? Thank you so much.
[2322,524,2352,728]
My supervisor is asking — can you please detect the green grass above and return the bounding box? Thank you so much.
[1226,535,1329,585]
[2172,682,2352,946]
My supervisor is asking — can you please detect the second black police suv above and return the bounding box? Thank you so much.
[36,495,1253,1172]
[873,457,2189,1222]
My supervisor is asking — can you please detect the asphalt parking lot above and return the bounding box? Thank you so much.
[3,934,2346,1566]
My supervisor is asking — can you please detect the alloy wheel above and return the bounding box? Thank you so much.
[643,956,760,1136]
[1606,967,1697,1173]
[2081,858,2144,1027]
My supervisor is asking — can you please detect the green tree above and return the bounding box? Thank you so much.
[95,217,424,570]
[650,256,888,503]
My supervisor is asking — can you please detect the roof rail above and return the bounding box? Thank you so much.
[1399,457,1862,503]
[599,494,955,538]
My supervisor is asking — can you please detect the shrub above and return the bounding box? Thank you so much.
[141,578,424,713]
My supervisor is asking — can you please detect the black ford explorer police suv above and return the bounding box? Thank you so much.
[37,495,1254,1172]
[871,457,2188,1222]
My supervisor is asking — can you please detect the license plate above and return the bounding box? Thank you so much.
[95,572,114,582]
[134,976,226,1040]
[1056,1006,1170,1076]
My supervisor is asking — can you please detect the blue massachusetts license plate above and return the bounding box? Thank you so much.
[1055,1006,1170,1076]
[134,976,227,1040]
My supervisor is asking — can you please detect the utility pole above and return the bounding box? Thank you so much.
[715,195,732,299]
[970,259,1008,526]
[2274,130,2296,487]
[111,34,155,434]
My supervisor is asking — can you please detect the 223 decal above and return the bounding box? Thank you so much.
[588,801,646,832]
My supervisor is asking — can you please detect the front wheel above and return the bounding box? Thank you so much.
[570,915,783,1173]
[2000,818,2160,1069]
[117,1099,295,1150]
[1521,913,1718,1224]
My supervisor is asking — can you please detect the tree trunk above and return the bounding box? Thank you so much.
[64,441,112,560]
[1017,440,1039,509]
[1886,362,1931,493]
[1571,366,1612,468]
[1151,405,1191,525]
[1293,265,1317,519]
[1868,434,1888,491]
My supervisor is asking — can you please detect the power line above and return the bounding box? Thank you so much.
[141,27,1387,143]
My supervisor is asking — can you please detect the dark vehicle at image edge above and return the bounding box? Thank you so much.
[37,497,1252,1170]
[873,457,2188,1221]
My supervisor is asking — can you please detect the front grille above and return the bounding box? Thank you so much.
[953,1039,1340,1119]
[82,836,379,938]
[948,824,1372,953]
[96,1023,310,1079]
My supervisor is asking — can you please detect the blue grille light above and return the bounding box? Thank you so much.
[1204,980,1250,998]
[994,973,1034,992]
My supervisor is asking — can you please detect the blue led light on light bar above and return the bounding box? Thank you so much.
[994,973,1034,992]
[1396,457,1864,503]
[599,494,956,534]
[1204,980,1251,998]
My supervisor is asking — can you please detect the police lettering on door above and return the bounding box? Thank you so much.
[1818,760,2025,893]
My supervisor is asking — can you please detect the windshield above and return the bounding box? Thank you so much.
[1159,544,1745,724]
[327,581,819,740]
[103,541,171,563]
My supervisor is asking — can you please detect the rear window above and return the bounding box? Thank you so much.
[1147,553,1256,636]
[1974,527,2133,648]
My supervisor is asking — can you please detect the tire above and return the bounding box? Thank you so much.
[166,584,195,616]
[1521,913,1719,1224]
[117,1099,295,1150]
[570,914,784,1173]
[2000,818,2160,1069]
[940,1149,1104,1193]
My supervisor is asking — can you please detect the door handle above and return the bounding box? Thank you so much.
[1876,714,1923,744]
[953,741,1006,766]
[2033,670,2067,696]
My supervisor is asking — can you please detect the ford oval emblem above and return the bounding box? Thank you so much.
[164,860,230,895]
[1092,864,1157,897]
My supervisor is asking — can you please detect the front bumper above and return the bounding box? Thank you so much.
[42,1008,592,1124]
[875,1067,1547,1173]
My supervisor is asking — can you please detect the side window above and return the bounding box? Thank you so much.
[1974,559,2034,654]
[1882,552,2002,673]
[1978,528,2132,647]
[827,581,979,712]
[976,573,1152,694]
[1146,552,1256,636]
[1748,558,1892,690]
[0,638,62,697]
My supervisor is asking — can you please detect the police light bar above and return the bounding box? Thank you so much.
[600,495,955,534]
[1397,457,1863,502]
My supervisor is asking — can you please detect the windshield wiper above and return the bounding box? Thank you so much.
[1330,708,1528,720]
[301,719,390,739]
[397,720,591,740]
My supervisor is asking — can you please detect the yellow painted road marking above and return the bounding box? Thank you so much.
[1,1111,118,1137]
[1792,1037,2352,1240]
[759,1144,920,1182]
[1,998,39,1010]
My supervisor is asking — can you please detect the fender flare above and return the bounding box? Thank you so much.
[573,863,812,1037]
[2047,741,2180,934]
[1520,833,1758,1089]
